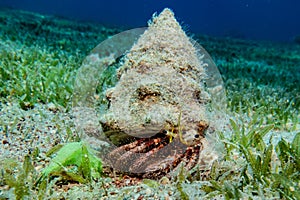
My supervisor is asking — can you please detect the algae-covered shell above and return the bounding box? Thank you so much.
[72,8,227,174]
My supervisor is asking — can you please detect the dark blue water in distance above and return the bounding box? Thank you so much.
[0,0,299,42]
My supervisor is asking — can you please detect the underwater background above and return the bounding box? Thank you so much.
[0,0,299,199]
[1,0,300,42]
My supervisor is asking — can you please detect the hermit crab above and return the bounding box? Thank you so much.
[72,8,227,178]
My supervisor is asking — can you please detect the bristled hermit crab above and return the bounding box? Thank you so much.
[72,8,227,178]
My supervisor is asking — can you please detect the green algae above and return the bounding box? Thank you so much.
[37,142,102,185]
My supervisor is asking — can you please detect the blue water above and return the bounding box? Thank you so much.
[0,0,299,42]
